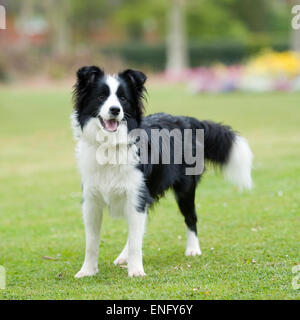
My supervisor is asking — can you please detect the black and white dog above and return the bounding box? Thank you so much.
[71,66,253,278]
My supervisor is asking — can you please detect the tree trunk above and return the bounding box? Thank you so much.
[291,28,300,53]
[44,0,71,56]
[166,0,189,75]
[18,0,34,48]
[0,4,6,29]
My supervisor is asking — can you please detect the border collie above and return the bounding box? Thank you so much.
[71,66,253,278]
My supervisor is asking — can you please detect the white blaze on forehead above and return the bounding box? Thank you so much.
[105,75,120,95]
[99,75,124,121]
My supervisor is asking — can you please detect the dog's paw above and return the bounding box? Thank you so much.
[114,256,128,266]
[128,266,146,277]
[185,248,202,256]
[74,267,98,278]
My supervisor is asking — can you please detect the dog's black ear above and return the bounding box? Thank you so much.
[119,69,147,126]
[73,66,104,110]
[76,65,104,87]
[119,69,147,92]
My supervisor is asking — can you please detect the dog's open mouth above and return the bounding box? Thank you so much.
[98,116,119,132]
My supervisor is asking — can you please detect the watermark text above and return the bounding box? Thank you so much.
[292,265,300,290]
[292,5,300,30]
[0,266,5,289]
[0,5,6,30]
[95,124,204,176]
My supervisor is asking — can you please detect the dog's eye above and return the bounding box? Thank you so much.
[99,95,106,102]
[120,96,127,102]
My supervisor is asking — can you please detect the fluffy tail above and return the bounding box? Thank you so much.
[195,120,253,191]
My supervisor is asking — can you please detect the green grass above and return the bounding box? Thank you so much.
[0,84,299,300]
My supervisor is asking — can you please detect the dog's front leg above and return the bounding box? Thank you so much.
[75,196,103,278]
[126,208,147,277]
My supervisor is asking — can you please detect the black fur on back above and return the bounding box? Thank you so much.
[134,113,236,204]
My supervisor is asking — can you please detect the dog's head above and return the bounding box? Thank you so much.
[73,66,147,135]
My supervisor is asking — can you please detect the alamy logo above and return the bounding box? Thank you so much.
[292,5,300,30]
[0,266,5,289]
[0,5,6,30]
[95,124,205,176]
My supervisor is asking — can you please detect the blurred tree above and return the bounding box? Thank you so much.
[185,0,290,41]
[111,0,167,41]
[18,0,34,48]
[69,0,113,42]
[232,0,269,32]
[43,0,71,55]
[166,0,189,74]
[186,0,249,40]
[231,0,290,42]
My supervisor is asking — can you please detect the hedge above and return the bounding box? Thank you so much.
[100,40,289,70]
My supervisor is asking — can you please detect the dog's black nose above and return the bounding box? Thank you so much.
[109,106,120,116]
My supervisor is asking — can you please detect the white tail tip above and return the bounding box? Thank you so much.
[223,136,253,191]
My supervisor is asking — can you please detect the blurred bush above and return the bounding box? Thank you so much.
[246,50,300,77]
[0,38,290,83]
[0,54,9,82]
[0,46,124,82]
[101,38,288,70]
[187,50,300,93]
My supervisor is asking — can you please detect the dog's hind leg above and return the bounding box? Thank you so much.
[114,240,128,265]
[173,180,202,256]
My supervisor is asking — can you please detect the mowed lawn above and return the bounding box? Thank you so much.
[0,84,299,300]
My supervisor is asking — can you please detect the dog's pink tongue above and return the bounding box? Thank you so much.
[104,119,118,131]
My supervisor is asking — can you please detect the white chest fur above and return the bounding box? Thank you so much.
[74,121,144,217]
